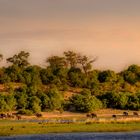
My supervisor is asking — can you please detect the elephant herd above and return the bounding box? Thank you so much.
[0,113,22,120]
[112,112,139,118]
[0,113,43,120]
[86,112,139,119]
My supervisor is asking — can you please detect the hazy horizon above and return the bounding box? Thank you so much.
[0,0,140,71]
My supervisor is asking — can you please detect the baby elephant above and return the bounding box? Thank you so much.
[86,113,97,118]
[91,113,97,118]
[123,112,128,116]
[112,115,117,118]
[133,112,139,116]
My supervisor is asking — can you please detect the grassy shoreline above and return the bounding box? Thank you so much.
[0,120,140,136]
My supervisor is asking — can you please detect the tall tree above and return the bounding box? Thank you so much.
[7,51,30,68]
[46,56,66,70]
[77,55,97,75]
[64,51,78,68]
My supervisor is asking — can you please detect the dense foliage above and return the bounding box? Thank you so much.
[0,51,140,113]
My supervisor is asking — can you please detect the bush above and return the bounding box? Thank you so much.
[28,96,41,113]
[70,89,102,112]
[46,87,63,111]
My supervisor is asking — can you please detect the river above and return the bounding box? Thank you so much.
[0,132,140,140]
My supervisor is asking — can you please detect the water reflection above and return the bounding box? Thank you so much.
[1,132,140,140]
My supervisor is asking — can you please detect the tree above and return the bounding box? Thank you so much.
[52,67,68,87]
[0,93,16,112]
[45,55,69,86]
[15,88,28,110]
[0,94,9,111]
[0,68,10,83]
[28,96,41,113]
[5,94,16,111]
[121,65,140,85]
[40,93,50,111]
[46,56,66,70]
[64,51,78,68]
[128,65,140,74]
[70,89,102,112]
[86,70,99,89]
[22,66,42,86]
[46,87,63,111]
[99,91,130,109]
[123,70,137,84]
[68,67,87,87]
[98,70,117,83]
[7,51,30,68]
[40,67,54,85]
[77,54,97,75]
[5,65,23,82]
[127,93,140,110]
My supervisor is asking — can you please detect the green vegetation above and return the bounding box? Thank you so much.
[0,121,140,136]
[69,89,102,112]
[0,51,140,113]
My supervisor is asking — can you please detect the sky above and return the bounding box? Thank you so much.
[0,0,140,71]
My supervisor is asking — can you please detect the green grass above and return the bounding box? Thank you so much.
[0,120,140,136]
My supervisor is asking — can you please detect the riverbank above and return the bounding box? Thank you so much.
[0,120,140,136]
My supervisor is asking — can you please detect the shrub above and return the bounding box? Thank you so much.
[70,89,102,112]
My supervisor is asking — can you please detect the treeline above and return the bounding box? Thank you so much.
[0,51,140,114]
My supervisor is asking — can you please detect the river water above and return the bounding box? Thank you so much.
[0,132,140,140]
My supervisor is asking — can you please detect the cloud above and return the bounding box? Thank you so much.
[0,0,140,19]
